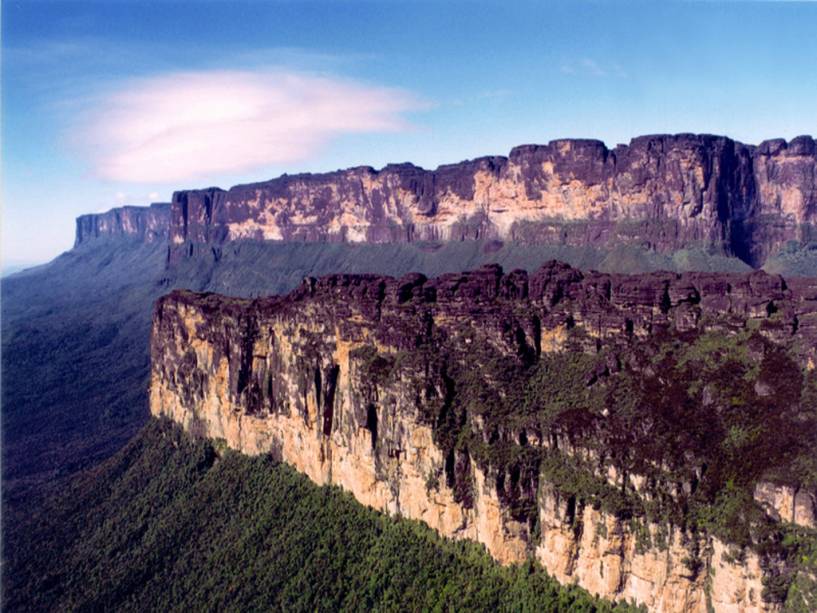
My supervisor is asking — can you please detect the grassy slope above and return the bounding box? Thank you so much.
[1,240,169,507]
[3,419,639,613]
[763,242,817,277]
[168,240,752,297]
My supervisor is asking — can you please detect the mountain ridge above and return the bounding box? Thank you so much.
[74,134,817,271]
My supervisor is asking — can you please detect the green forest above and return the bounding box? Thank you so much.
[4,419,641,612]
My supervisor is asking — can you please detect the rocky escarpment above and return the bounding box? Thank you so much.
[166,134,817,267]
[75,135,817,269]
[74,202,171,246]
[151,262,817,612]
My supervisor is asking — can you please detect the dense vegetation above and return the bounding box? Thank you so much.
[3,419,640,612]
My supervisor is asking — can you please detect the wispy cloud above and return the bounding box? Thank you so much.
[560,58,628,79]
[72,69,422,183]
[6,38,378,75]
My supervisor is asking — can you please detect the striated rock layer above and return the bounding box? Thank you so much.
[77,134,817,267]
[150,262,817,612]
[75,202,171,246]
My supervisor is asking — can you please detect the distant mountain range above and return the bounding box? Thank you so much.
[75,134,817,275]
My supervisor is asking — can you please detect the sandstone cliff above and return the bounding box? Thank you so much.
[75,135,817,269]
[150,262,817,612]
[74,202,171,247]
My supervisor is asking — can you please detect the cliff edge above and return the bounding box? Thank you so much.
[150,262,817,612]
[75,135,817,269]
[74,202,171,247]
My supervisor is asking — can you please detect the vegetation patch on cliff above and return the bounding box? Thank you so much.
[368,322,817,607]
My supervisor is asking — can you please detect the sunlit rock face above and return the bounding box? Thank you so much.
[71,135,817,268]
[754,482,817,528]
[159,134,817,267]
[150,262,817,612]
[74,202,171,246]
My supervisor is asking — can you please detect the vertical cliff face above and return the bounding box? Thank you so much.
[74,202,171,246]
[749,137,817,265]
[150,263,817,612]
[163,134,817,267]
[71,135,817,269]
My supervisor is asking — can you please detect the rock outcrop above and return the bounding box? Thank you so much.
[75,202,171,246]
[754,482,817,529]
[150,262,817,612]
[75,135,817,268]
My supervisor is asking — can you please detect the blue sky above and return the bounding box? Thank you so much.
[3,1,817,265]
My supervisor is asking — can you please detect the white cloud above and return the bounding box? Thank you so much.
[148,192,160,200]
[74,70,421,183]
